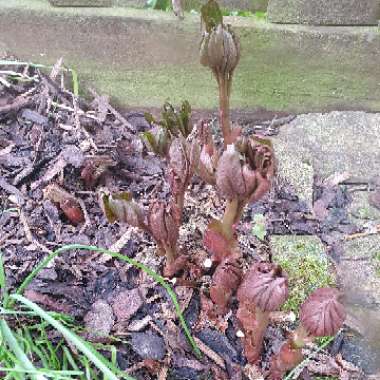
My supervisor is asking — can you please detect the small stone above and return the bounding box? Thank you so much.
[111,288,144,322]
[84,300,115,340]
[203,258,213,268]
[197,327,239,363]
[236,330,245,338]
[130,332,166,360]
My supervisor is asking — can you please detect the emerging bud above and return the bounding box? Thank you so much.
[300,288,346,337]
[148,201,179,259]
[168,137,199,195]
[44,183,84,225]
[237,262,288,312]
[102,192,146,229]
[210,256,242,314]
[196,120,219,185]
[216,137,275,204]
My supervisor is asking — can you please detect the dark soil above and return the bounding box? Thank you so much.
[0,60,366,379]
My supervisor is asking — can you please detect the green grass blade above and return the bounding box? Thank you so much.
[14,244,201,358]
[70,69,79,97]
[0,251,8,305]
[10,295,130,380]
[0,319,48,380]
[0,59,79,95]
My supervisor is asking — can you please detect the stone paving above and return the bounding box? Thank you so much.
[272,111,380,373]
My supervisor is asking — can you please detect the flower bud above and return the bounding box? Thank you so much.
[200,24,240,75]
[216,144,246,200]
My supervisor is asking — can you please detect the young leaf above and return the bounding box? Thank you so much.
[201,0,223,32]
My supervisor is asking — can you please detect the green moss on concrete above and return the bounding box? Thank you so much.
[270,236,335,313]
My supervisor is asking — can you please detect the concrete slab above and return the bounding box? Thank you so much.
[268,0,380,26]
[0,0,379,111]
[272,142,314,209]
[273,112,380,180]
[49,0,112,6]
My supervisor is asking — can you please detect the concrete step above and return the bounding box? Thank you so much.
[1,0,379,111]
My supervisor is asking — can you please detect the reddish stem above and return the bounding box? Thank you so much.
[237,304,269,363]
[218,72,232,147]
[269,325,309,379]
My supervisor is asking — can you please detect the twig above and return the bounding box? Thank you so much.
[344,225,380,241]
[193,337,226,369]
[72,95,98,151]
[283,335,336,380]
[78,198,91,234]
[19,210,50,254]
[89,88,135,132]
[0,95,32,115]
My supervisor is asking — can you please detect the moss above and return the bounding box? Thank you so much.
[270,236,335,313]
[374,251,380,277]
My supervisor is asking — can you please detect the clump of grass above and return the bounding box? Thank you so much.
[0,244,201,379]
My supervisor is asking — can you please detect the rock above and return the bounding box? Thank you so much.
[130,332,166,360]
[197,328,240,363]
[84,300,115,340]
[348,191,380,228]
[341,332,380,374]
[273,112,380,181]
[111,288,144,322]
[339,235,380,308]
[338,235,380,373]
[272,144,314,210]
[268,0,380,25]
[169,367,204,380]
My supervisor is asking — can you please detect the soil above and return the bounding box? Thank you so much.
[0,60,367,379]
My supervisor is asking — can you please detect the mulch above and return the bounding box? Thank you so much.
[0,59,366,380]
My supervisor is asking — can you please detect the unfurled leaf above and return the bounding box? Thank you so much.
[237,262,288,312]
[203,219,235,263]
[269,341,304,380]
[300,287,346,337]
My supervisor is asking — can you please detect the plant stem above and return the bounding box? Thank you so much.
[222,198,239,240]
[218,72,232,147]
[164,245,177,264]
[243,307,270,363]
